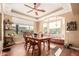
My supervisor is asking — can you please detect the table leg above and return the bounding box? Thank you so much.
[38,40,41,56]
[48,39,50,51]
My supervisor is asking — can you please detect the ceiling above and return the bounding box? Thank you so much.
[3,3,72,21]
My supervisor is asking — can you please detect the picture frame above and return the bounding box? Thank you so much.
[67,21,77,31]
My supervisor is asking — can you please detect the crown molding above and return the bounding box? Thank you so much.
[11,9,36,19]
[38,7,63,19]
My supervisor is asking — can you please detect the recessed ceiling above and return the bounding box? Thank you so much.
[3,3,72,21]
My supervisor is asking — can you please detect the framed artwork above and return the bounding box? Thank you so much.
[67,21,77,31]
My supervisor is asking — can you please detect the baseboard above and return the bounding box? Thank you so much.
[70,46,79,50]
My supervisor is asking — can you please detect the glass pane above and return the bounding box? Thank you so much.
[49,20,61,37]
[43,23,47,27]
[49,22,57,29]
[43,23,48,33]
[25,25,29,30]
[30,26,33,30]
[49,20,61,29]
[56,20,61,28]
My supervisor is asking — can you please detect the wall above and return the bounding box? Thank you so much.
[61,12,75,45]
[61,11,79,48]
[0,14,2,40]
[70,14,79,48]
[0,4,1,40]
[0,14,2,55]
[61,4,79,48]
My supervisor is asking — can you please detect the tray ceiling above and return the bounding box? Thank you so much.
[3,3,72,21]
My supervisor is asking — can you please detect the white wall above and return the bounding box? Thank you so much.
[61,10,79,48]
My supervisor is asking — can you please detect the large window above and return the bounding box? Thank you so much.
[49,20,61,35]
[12,24,34,34]
[42,18,65,39]
[12,17,34,34]
[43,23,48,33]
[19,24,34,32]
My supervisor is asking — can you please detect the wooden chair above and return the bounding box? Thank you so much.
[34,33,38,37]
[23,32,39,55]
[27,37,39,55]
[23,32,30,50]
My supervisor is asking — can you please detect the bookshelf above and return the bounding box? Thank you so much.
[3,19,15,49]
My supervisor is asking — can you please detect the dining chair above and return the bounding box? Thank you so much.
[34,33,38,37]
[23,32,30,50]
[23,32,39,55]
[27,37,39,55]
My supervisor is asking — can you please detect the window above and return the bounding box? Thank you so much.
[12,24,34,34]
[43,23,48,33]
[29,26,34,31]
[19,24,34,33]
[12,17,34,34]
[49,20,61,35]
[42,19,63,39]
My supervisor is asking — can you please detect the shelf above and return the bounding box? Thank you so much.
[4,29,14,30]
[4,20,13,24]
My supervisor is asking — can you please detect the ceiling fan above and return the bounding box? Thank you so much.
[24,3,46,15]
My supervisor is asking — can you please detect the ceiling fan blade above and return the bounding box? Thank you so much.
[27,10,33,13]
[37,9,46,12]
[24,4,34,9]
[35,12,38,15]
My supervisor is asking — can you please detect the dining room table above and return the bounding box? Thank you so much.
[25,36,51,55]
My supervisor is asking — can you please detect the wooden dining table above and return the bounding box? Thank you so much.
[25,36,51,55]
